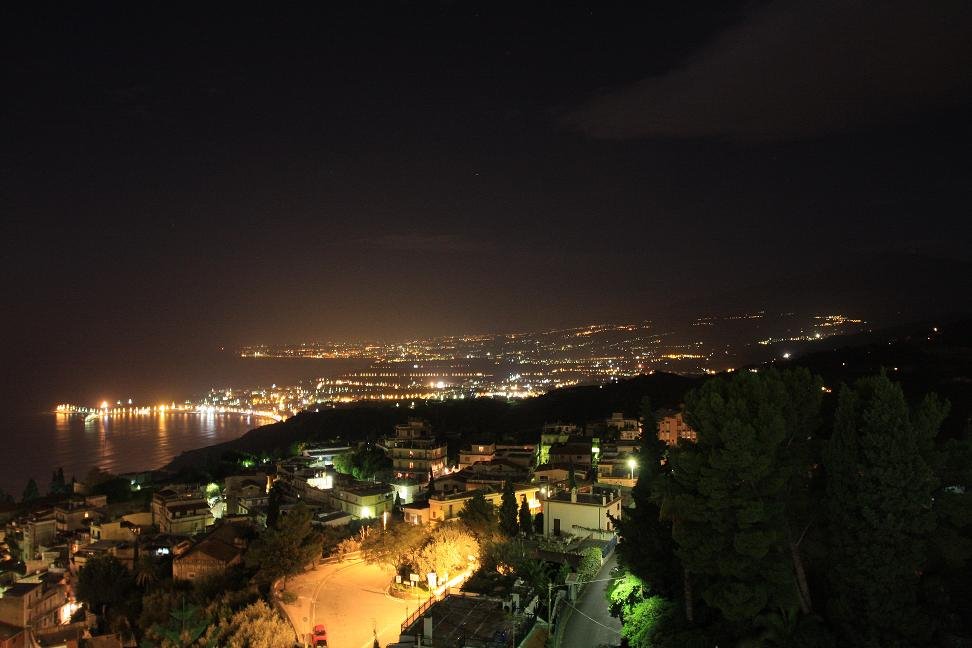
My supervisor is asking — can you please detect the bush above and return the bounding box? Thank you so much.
[577,547,602,583]
[281,590,298,605]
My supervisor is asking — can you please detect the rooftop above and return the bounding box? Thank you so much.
[0,623,25,641]
[3,581,42,597]
[549,490,621,506]
[404,594,512,648]
[341,482,393,496]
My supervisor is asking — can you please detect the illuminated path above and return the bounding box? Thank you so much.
[286,559,407,648]
[560,552,622,648]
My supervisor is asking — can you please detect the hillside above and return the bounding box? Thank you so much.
[163,318,972,474]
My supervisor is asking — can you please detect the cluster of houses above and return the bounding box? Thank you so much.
[0,407,695,648]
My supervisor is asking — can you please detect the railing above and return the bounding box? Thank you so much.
[400,592,442,633]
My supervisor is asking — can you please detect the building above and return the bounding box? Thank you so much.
[54,496,107,533]
[388,479,426,505]
[172,522,251,582]
[548,442,593,468]
[302,442,353,468]
[532,463,588,484]
[392,419,432,440]
[657,410,697,445]
[223,476,269,516]
[0,576,66,632]
[494,443,538,469]
[424,484,541,524]
[152,489,213,535]
[542,486,622,538]
[21,513,57,560]
[0,623,25,648]
[539,423,577,464]
[605,412,641,441]
[388,437,448,480]
[72,540,136,572]
[89,512,153,543]
[458,442,495,469]
[328,482,396,519]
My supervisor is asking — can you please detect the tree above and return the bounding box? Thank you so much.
[518,496,532,536]
[332,452,355,475]
[333,446,392,480]
[606,570,645,621]
[499,481,519,537]
[0,488,13,504]
[49,467,66,495]
[135,554,160,589]
[823,374,940,647]
[427,469,436,492]
[145,596,215,648]
[204,600,293,648]
[666,368,823,623]
[77,554,135,615]
[458,489,497,538]
[533,511,544,535]
[247,504,323,586]
[567,460,577,490]
[22,477,39,502]
[265,481,284,529]
[416,525,478,583]
[615,397,683,601]
[362,521,426,571]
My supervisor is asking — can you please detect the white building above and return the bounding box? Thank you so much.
[542,487,622,538]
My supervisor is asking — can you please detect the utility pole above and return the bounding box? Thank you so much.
[547,582,553,627]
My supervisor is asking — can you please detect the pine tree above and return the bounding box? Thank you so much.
[668,368,823,622]
[266,481,284,529]
[49,467,66,495]
[458,489,497,538]
[247,504,323,587]
[615,397,682,600]
[22,477,39,502]
[499,480,519,537]
[567,459,577,490]
[823,374,939,647]
[518,496,532,536]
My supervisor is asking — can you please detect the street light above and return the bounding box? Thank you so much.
[627,457,637,480]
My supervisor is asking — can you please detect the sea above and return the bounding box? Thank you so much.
[0,355,371,497]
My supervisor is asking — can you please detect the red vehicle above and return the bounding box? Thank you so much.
[311,624,327,647]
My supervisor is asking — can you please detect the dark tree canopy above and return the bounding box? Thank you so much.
[824,373,943,647]
[518,496,532,536]
[499,480,519,537]
[76,554,135,614]
[458,489,497,539]
[21,477,39,502]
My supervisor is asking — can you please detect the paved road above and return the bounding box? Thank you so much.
[560,552,623,648]
[287,559,410,648]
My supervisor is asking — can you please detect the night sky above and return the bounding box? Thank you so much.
[3,2,971,407]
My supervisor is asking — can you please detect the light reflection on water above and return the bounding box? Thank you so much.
[2,410,261,494]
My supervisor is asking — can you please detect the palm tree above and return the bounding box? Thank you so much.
[134,554,159,589]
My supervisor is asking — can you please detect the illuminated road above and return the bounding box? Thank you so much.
[560,552,622,648]
[288,559,410,648]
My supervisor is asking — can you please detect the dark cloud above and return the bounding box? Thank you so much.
[565,0,972,141]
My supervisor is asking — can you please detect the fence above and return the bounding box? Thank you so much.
[399,591,444,633]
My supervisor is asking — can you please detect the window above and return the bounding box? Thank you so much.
[553,518,561,536]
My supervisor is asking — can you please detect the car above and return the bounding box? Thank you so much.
[311,624,327,646]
